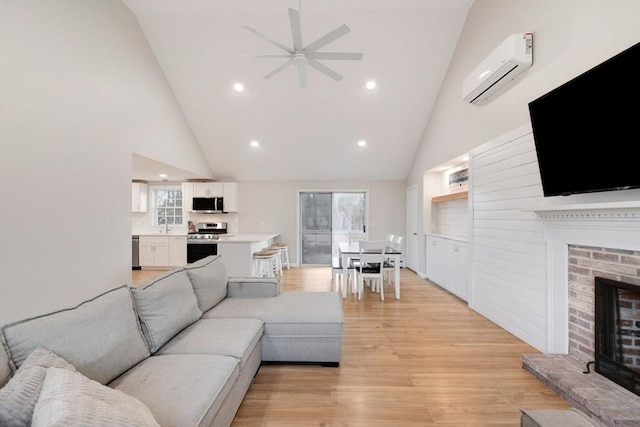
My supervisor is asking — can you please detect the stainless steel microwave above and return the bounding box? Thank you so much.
[192,197,224,213]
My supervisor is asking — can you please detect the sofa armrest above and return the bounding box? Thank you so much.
[227,277,280,298]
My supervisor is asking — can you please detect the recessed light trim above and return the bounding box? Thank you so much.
[250,140,260,148]
[233,83,245,93]
[365,80,377,90]
[159,174,168,178]
[357,140,367,147]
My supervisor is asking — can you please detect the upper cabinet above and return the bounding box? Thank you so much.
[223,182,239,212]
[132,182,148,213]
[193,182,223,198]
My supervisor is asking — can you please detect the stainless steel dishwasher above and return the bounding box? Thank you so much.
[132,235,140,270]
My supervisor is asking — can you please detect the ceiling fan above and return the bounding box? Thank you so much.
[240,4,363,88]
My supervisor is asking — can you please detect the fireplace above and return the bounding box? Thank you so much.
[594,276,640,396]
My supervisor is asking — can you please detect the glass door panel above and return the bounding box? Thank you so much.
[300,192,332,265]
[300,191,367,265]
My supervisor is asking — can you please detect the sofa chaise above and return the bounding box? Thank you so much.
[0,255,343,426]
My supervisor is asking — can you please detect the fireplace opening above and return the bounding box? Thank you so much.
[594,276,640,396]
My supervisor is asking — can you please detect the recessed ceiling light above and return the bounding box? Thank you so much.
[233,83,245,93]
[159,174,168,178]
[250,140,260,148]
[357,140,367,147]
[365,80,377,90]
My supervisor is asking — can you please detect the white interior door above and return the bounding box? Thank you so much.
[405,186,418,272]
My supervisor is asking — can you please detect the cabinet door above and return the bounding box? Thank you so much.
[425,236,444,285]
[193,182,223,198]
[169,236,187,266]
[153,238,170,266]
[182,182,194,212]
[131,183,148,213]
[139,236,156,266]
[445,240,469,301]
[223,182,239,212]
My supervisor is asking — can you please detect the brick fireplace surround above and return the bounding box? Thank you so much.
[521,204,640,426]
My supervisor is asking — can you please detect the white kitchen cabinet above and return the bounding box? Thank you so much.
[139,236,169,267]
[444,240,469,301]
[131,182,148,213]
[223,182,239,212]
[182,182,194,212]
[169,236,187,267]
[193,182,223,198]
[425,235,445,285]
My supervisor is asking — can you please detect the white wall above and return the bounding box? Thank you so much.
[407,0,640,275]
[237,180,406,264]
[0,0,210,325]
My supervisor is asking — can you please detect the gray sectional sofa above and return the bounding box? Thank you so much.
[0,255,344,426]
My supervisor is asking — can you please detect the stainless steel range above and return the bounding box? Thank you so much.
[187,222,227,263]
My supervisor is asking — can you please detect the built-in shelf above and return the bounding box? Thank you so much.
[431,190,468,203]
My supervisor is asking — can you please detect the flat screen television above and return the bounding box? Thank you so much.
[528,42,640,197]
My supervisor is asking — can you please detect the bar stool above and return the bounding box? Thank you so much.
[264,246,283,277]
[253,250,276,277]
[271,242,290,270]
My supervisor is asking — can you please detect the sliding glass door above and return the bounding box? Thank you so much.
[299,191,366,265]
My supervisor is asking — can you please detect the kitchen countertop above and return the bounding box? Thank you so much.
[216,233,279,243]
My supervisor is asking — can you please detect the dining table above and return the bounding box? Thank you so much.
[337,241,402,299]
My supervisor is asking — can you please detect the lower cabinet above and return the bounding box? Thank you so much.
[444,240,469,301]
[425,235,469,302]
[139,236,187,267]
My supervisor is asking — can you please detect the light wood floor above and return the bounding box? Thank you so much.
[132,266,570,426]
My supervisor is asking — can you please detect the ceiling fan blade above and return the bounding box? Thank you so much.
[238,54,292,59]
[241,24,293,54]
[307,52,363,60]
[304,24,350,53]
[296,59,308,88]
[288,8,304,51]
[307,59,343,81]
[263,58,295,80]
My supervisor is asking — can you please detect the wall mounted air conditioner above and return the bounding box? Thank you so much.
[463,33,533,105]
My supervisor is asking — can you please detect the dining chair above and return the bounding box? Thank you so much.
[384,235,403,285]
[356,240,387,300]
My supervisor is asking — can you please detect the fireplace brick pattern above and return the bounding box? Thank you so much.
[567,245,640,364]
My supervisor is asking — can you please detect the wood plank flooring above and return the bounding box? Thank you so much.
[132,266,570,426]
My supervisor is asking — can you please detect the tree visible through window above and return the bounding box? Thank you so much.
[154,187,183,226]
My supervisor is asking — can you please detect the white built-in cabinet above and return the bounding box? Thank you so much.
[182,182,239,212]
[425,235,445,285]
[131,182,148,213]
[193,182,223,198]
[444,239,469,301]
[426,234,468,302]
[139,236,186,267]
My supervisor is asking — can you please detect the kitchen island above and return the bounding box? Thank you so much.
[216,233,279,277]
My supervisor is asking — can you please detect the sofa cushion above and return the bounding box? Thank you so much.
[0,348,76,426]
[32,367,160,427]
[132,269,203,353]
[202,291,343,336]
[0,341,11,388]
[109,354,239,427]
[156,318,263,370]
[1,286,150,385]
[184,255,229,312]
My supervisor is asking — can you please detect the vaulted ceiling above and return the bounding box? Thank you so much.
[124,0,473,181]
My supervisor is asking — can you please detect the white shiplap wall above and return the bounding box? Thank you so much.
[470,125,549,351]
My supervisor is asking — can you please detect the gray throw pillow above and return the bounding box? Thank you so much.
[185,255,229,312]
[132,269,202,353]
[0,348,76,426]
